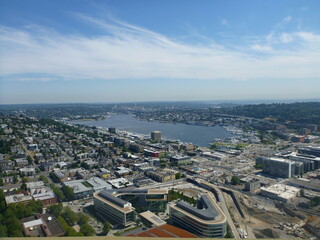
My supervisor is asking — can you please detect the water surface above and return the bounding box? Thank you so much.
[70,115,233,147]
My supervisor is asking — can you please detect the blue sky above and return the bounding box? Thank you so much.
[0,0,320,104]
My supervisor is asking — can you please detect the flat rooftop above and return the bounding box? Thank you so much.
[261,183,300,199]
[140,211,166,227]
[126,224,197,238]
[63,180,91,193]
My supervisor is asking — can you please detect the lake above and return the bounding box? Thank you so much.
[69,114,234,147]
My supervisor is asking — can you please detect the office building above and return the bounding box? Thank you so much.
[256,157,303,178]
[170,193,227,238]
[151,131,161,141]
[139,211,166,228]
[93,189,168,227]
[170,155,192,165]
[298,145,320,157]
[278,152,320,172]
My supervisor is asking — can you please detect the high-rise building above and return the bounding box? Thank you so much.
[151,131,161,141]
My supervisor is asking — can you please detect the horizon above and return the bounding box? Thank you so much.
[1,0,320,104]
[0,97,320,107]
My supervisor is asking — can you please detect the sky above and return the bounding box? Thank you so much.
[0,0,320,104]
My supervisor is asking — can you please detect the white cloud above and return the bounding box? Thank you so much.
[221,19,228,25]
[283,16,292,23]
[280,32,295,43]
[250,44,273,52]
[0,16,320,82]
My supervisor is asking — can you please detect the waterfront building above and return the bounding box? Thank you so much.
[169,193,227,238]
[151,131,161,141]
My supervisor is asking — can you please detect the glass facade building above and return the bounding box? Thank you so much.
[169,194,227,238]
[93,189,168,227]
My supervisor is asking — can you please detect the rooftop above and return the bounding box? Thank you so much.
[126,224,197,238]
[140,211,166,227]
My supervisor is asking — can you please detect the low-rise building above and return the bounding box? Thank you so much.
[63,180,94,199]
[260,183,300,202]
[19,167,36,176]
[146,169,176,182]
[86,177,112,192]
[108,178,134,189]
[244,179,261,192]
[20,214,65,237]
[170,155,192,165]
[5,193,33,205]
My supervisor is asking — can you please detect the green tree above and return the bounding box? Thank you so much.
[103,221,111,235]
[22,177,28,183]
[77,213,89,225]
[20,182,27,191]
[231,176,240,185]
[61,185,75,201]
[175,172,182,179]
[27,155,33,165]
[48,203,63,217]
[62,207,78,226]
[0,224,7,237]
[254,164,263,169]
[39,175,49,185]
[80,223,96,236]
[13,174,18,184]
[50,184,65,202]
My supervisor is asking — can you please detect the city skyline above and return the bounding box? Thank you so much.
[1,0,320,104]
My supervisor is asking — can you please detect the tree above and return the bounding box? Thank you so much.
[20,183,27,191]
[61,185,75,201]
[175,172,182,179]
[39,175,49,185]
[80,223,96,236]
[0,224,7,237]
[13,174,18,184]
[48,203,63,217]
[254,164,263,169]
[50,184,65,202]
[231,176,240,185]
[22,177,28,183]
[62,207,78,226]
[103,221,111,235]
[300,189,305,197]
[77,213,89,225]
[27,156,33,165]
